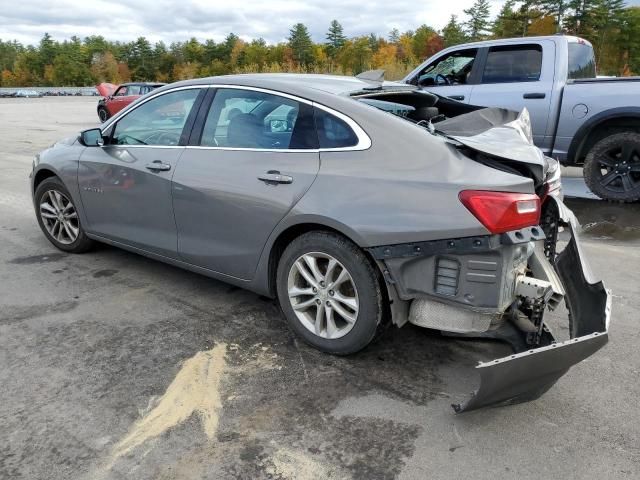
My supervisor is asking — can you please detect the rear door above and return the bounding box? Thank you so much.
[78,87,205,257]
[406,48,481,103]
[172,87,320,279]
[468,42,555,151]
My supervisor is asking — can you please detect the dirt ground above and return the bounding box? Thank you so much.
[1,96,639,480]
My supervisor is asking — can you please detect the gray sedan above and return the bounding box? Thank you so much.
[30,74,611,411]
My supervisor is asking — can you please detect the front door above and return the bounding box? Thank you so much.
[172,87,320,279]
[78,87,204,257]
[406,48,480,103]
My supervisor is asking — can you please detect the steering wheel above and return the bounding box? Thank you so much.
[435,73,451,86]
[143,131,181,146]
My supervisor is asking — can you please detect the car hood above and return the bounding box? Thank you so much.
[96,83,118,97]
[435,107,544,169]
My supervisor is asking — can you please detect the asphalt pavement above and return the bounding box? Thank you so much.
[1,97,639,480]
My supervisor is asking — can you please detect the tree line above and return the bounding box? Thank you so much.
[1,0,638,87]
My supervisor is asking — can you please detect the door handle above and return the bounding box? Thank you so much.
[523,92,546,99]
[145,161,171,172]
[448,95,465,101]
[258,170,293,184]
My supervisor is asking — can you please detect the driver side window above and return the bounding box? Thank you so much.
[415,48,478,87]
[111,88,201,146]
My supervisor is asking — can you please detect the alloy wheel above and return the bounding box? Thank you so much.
[287,252,359,339]
[39,190,79,245]
[596,142,640,194]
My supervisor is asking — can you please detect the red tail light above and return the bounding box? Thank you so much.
[459,190,541,234]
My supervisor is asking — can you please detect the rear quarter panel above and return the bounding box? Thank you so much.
[281,103,535,247]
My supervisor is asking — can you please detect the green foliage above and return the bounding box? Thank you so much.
[288,23,314,66]
[464,0,492,40]
[1,4,640,87]
[442,15,468,47]
[326,20,347,58]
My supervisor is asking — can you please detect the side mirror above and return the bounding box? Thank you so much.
[81,128,104,147]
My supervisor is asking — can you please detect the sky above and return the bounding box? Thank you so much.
[0,0,510,46]
[3,0,639,47]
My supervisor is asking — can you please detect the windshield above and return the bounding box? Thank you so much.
[568,42,596,79]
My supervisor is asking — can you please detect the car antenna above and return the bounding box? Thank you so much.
[356,70,385,90]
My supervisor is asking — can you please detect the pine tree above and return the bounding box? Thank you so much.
[540,0,570,31]
[388,28,400,44]
[288,23,314,66]
[464,0,492,41]
[492,0,521,38]
[325,20,347,58]
[442,15,468,46]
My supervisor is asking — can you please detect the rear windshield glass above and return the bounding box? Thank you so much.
[568,42,596,79]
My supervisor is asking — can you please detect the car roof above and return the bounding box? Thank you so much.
[121,82,166,87]
[164,73,415,100]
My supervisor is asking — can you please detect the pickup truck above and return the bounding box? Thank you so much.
[404,35,640,202]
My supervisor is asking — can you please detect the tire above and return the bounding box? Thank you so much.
[583,132,640,203]
[97,107,109,123]
[276,231,385,355]
[34,177,94,253]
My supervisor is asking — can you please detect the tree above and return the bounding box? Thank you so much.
[288,23,314,67]
[492,0,521,38]
[325,20,347,58]
[91,51,119,83]
[442,15,467,47]
[464,0,492,41]
[412,25,443,59]
[388,28,400,43]
[540,0,570,31]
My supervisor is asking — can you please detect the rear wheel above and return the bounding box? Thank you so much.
[34,177,94,253]
[276,231,385,355]
[583,132,640,202]
[97,106,109,123]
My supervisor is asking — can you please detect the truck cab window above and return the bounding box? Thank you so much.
[568,42,596,79]
[413,49,478,87]
[482,45,543,83]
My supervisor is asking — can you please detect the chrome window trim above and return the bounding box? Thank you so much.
[100,83,372,153]
[101,85,205,132]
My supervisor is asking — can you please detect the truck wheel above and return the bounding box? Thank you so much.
[276,231,385,355]
[97,107,109,123]
[583,132,640,202]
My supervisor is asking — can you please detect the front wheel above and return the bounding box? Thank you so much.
[97,106,110,123]
[34,177,94,253]
[276,231,385,355]
[583,132,640,202]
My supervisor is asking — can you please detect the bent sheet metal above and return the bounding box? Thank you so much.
[454,198,611,412]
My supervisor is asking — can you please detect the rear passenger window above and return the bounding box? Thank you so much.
[482,45,542,84]
[200,89,318,149]
[315,109,358,149]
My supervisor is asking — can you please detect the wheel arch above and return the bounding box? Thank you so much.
[255,216,372,298]
[568,108,640,165]
[33,167,59,191]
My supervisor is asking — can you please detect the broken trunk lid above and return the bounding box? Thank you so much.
[96,83,117,97]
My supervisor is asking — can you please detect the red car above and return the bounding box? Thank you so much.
[96,82,165,122]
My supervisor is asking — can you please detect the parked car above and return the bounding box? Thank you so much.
[15,89,42,98]
[31,74,610,412]
[405,35,640,202]
[96,82,165,122]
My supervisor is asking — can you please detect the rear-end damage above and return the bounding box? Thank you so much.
[369,196,610,412]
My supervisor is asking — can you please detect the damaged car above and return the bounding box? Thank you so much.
[31,74,611,412]
[96,82,165,122]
